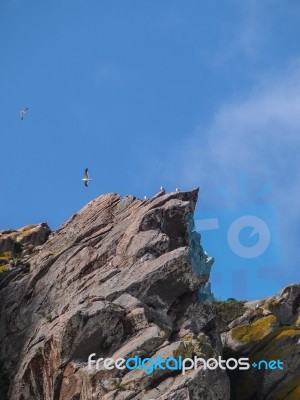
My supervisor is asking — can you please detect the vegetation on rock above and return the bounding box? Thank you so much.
[215,298,246,333]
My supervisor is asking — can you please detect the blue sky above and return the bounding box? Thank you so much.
[1,0,299,300]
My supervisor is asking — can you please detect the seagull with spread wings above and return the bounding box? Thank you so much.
[82,168,92,187]
[20,107,29,120]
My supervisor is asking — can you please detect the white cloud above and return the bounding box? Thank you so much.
[184,61,300,181]
[168,61,300,280]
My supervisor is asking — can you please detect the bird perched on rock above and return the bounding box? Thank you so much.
[20,107,29,120]
[143,195,147,200]
[82,168,92,187]
[175,188,180,192]
[160,186,165,191]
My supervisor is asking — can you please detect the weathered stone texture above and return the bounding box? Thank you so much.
[223,284,300,400]
[0,190,229,400]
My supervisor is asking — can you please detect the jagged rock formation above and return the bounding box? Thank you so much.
[0,190,230,400]
[0,223,51,252]
[222,284,300,400]
[2,191,299,400]
[0,223,51,291]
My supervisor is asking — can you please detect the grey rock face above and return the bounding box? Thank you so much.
[222,283,300,400]
[0,190,229,400]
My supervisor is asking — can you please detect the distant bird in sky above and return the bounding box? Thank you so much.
[20,107,29,120]
[175,188,180,192]
[82,168,92,187]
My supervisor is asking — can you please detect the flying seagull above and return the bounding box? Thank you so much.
[82,168,92,187]
[20,107,29,120]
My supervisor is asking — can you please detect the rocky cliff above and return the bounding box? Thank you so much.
[222,284,300,400]
[0,189,230,400]
[1,189,299,400]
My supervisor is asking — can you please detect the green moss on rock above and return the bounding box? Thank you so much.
[173,342,194,359]
[180,334,215,358]
[215,298,246,332]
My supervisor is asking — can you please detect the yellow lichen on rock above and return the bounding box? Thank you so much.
[181,333,215,358]
[250,326,300,361]
[231,315,278,343]
[0,252,12,259]
[273,327,300,342]
[0,251,12,267]
[272,373,300,400]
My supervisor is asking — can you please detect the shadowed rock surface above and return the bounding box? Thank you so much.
[222,284,300,400]
[0,189,230,400]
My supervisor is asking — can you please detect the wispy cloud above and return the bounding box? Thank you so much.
[173,61,300,282]
[182,60,300,184]
[205,2,261,66]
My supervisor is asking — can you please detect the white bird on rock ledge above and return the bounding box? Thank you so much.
[175,188,180,192]
[82,168,92,187]
[160,186,165,191]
